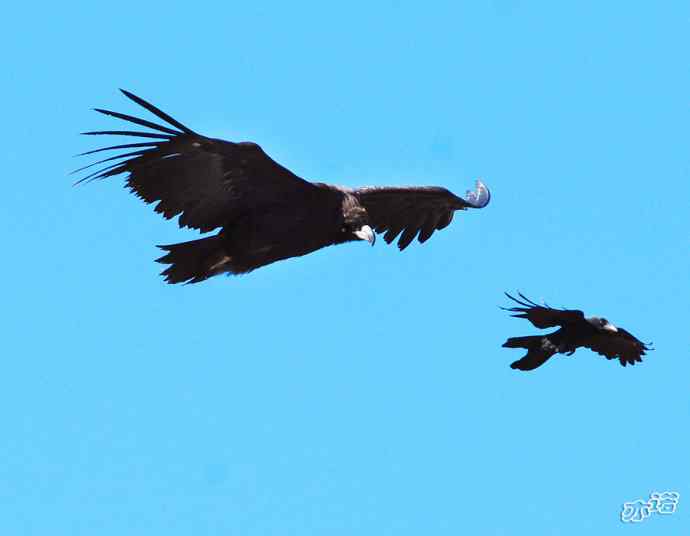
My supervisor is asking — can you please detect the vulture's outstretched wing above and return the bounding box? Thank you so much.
[354,180,490,250]
[502,292,585,329]
[75,90,322,232]
[583,329,652,367]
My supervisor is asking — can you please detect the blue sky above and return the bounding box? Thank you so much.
[3,1,689,534]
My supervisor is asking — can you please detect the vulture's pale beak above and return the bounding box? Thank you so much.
[354,225,376,246]
[603,323,618,333]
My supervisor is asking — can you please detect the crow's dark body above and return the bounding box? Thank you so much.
[77,90,490,283]
[501,293,651,370]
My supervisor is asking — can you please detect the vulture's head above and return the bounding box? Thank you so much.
[586,316,618,333]
[342,202,375,245]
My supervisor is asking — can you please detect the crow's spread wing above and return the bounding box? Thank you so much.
[354,180,490,250]
[75,90,323,232]
[583,328,652,366]
[502,292,585,329]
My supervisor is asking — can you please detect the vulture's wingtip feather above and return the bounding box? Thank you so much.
[92,107,182,135]
[118,89,195,134]
[462,179,491,208]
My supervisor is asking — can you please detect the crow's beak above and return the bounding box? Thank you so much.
[354,225,376,246]
[603,323,618,333]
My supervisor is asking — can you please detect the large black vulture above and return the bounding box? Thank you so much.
[76,90,490,284]
[501,293,652,370]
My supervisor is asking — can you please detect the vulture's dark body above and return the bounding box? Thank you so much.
[159,187,362,282]
[76,90,490,284]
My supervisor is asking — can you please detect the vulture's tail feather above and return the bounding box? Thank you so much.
[156,235,230,284]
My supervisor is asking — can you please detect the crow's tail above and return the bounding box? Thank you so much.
[502,335,558,371]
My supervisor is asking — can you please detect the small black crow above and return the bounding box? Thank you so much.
[76,90,490,283]
[501,293,652,370]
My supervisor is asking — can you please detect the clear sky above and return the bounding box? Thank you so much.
[2,1,688,534]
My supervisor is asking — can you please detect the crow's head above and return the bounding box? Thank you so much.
[341,200,375,245]
[586,316,618,333]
